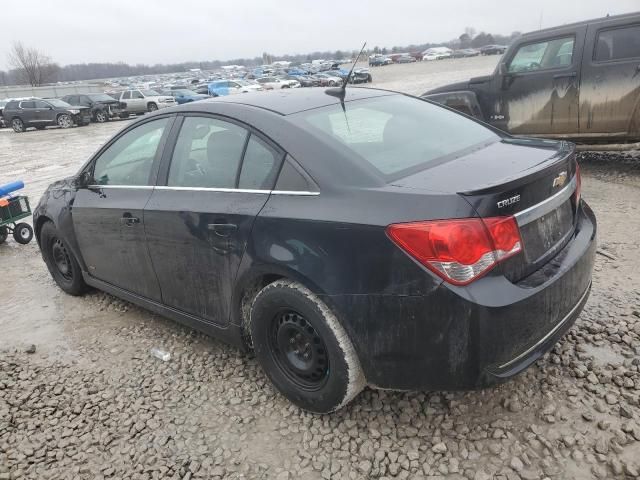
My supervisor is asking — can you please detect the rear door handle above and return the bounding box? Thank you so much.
[120,215,140,226]
[208,223,237,237]
[553,72,577,79]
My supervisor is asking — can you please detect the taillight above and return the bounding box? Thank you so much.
[386,217,522,286]
[574,162,582,208]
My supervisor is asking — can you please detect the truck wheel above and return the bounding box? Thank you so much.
[40,221,88,296]
[57,114,72,129]
[95,110,107,123]
[0,226,7,244]
[250,280,365,413]
[11,118,25,133]
[147,103,158,112]
[13,223,33,244]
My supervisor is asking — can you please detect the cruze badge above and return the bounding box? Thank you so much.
[553,171,568,188]
[497,194,520,208]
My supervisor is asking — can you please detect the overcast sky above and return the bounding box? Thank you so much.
[1,0,638,68]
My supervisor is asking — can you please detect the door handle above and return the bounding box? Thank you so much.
[207,223,237,237]
[553,72,577,79]
[120,215,140,226]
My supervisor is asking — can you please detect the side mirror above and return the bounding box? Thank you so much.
[75,170,93,188]
[498,62,508,76]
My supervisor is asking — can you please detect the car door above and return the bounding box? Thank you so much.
[18,100,37,125]
[129,90,145,112]
[120,90,132,111]
[72,116,174,300]
[580,19,640,137]
[144,114,284,324]
[34,100,56,124]
[499,26,586,135]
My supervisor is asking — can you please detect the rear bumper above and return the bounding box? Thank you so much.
[326,201,597,391]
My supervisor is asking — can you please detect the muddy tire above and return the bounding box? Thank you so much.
[40,221,87,296]
[13,223,33,244]
[250,280,365,413]
[0,226,7,244]
[11,118,25,133]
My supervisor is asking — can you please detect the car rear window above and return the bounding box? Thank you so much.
[294,95,498,179]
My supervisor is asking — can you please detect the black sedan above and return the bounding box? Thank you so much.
[33,88,596,413]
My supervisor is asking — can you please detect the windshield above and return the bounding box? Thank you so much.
[141,89,160,96]
[47,99,72,108]
[88,94,116,102]
[294,95,498,179]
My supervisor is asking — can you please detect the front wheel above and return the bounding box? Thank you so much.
[250,280,365,413]
[147,103,158,112]
[13,223,33,244]
[40,221,88,296]
[94,110,107,123]
[57,114,72,129]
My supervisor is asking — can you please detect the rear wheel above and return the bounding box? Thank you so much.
[250,280,365,413]
[57,114,72,129]
[13,223,33,244]
[40,221,87,295]
[11,118,25,133]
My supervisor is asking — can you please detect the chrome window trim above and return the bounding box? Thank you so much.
[514,176,576,227]
[87,185,320,196]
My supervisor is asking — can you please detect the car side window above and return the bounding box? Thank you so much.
[92,117,170,186]
[167,116,248,189]
[132,90,144,99]
[33,100,49,109]
[122,91,131,100]
[508,36,574,73]
[238,135,283,190]
[274,157,316,192]
[20,101,35,109]
[79,96,91,106]
[595,24,640,62]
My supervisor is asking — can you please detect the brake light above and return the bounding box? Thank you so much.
[574,162,582,208]
[386,217,522,285]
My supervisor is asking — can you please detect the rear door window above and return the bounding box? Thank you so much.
[167,116,248,189]
[508,36,574,72]
[238,135,283,190]
[594,24,640,62]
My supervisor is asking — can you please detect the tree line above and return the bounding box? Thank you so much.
[1,29,522,87]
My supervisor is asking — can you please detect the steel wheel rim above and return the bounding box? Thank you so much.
[96,111,106,122]
[269,310,329,391]
[12,119,22,130]
[51,238,73,281]
[58,115,71,128]
[149,104,157,111]
[18,227,30,240]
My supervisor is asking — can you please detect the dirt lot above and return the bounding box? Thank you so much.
[1,59,639,480]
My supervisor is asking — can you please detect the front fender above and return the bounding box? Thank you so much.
[422,90,484,120]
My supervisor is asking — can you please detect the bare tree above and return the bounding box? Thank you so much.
[7,41,59,86]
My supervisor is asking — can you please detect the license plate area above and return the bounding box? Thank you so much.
[521,200,574,264]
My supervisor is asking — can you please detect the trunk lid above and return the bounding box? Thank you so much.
[391,137,579,282]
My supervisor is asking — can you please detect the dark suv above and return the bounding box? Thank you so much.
[2,98,91,133]
[60,94,124,123]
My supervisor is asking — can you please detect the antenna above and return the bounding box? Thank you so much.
[326,42,367,99]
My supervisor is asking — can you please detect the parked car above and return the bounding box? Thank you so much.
[162,89,209,104]
[255,77,299,90]
[423,12,640,141]
[422,53,440,61]
[208,80,263,97]
[113,89,175,116]
[34,87,595,413]
[369,55,392,66]
[312,73,342,87]
[480,44,508,55]
[60,93,124,123]
[396,55,416,63]
[349,68,372,84]
[2,98,91,132]
[284,75,318,87]
[452,48,481,58]
[0,100,6,128]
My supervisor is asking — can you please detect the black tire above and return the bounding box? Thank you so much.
[0,226,7,244]
[94,110,108,123]
[13,223,33,244]
[57,114,72,129]
[250,280,365,413]
[11,118,25,133]
[147,102,158,112]
[119,113,129,119]
[40,221,87,296]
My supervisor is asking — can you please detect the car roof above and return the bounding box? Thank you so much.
[188,87,396,115]
[522,11,640,37]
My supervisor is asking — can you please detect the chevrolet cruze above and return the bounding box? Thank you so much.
[34,88,596,413]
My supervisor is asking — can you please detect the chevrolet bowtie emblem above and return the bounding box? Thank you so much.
[552,171,567,188]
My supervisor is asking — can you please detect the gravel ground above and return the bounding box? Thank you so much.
[1,60,639,479]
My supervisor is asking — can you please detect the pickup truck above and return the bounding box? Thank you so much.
[112,89,175,116]
[422,12,640,142]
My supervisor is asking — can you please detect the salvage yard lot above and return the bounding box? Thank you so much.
[1,58,640,480]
